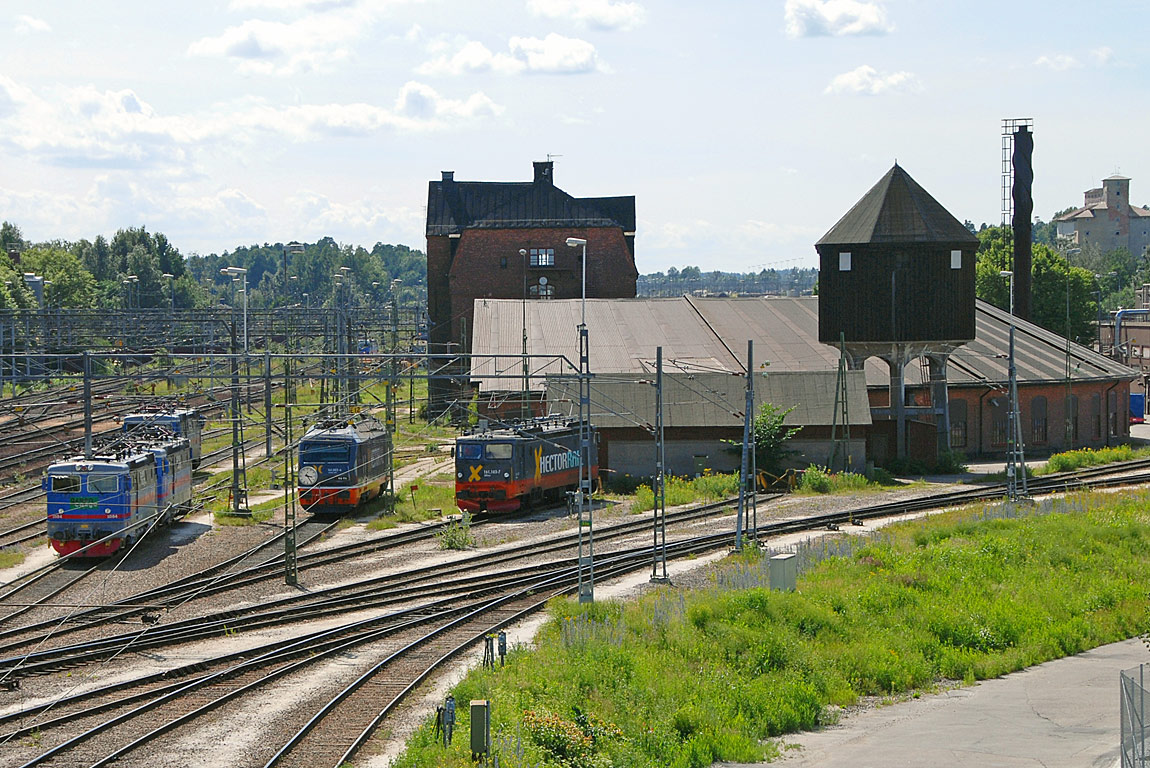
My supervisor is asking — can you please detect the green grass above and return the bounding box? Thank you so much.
[632,473,741,512]
[796,465,874,494]
[366,481,457,530]
[1036,444,1150,475]
[392,490,1150,768]
[0,547,29,570]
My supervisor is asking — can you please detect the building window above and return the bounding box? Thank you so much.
[1067,394,1079,443]
[1109,390,1119,436]
[531,248,555,267]
[949,399,967,448]
[1031,396,1048,444]
[500,256,508,268]
[990,398,1008,448]
[839,252,851,271]
[950,250,962,270]
[528,283,555,299]
[1091,393,1101,439]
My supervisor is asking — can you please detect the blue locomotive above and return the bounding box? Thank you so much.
[298,416,392,513]
[44,430,193,557]
[455,418,599,512]
[121,408,206,467]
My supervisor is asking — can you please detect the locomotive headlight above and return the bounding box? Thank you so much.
[300,466,319,486]
[457,472,463,479]
[504,472,509,478]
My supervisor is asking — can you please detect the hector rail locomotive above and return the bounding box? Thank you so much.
[298,416,392,513]
[455,418,599,512]
[44,428,193,557]
[121,408,205,467]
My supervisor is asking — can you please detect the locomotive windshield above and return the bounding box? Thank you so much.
[301,442,350,462]
[88,475,119,493]
[50,475,80,493]
[457,442,513,461]
[485,443,513,460]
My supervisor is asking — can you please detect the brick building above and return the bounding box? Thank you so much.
[425,160,637,416]
[470,296,1136,469]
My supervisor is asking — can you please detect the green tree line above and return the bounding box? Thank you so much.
[0,221,426,312]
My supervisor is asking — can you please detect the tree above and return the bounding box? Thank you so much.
[974,226,1097,344]
[19,245,97,308]
[725,402,799,474]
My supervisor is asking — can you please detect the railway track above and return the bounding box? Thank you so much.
[1,461,1149,766]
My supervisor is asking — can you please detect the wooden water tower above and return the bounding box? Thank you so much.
[817,164,978,460]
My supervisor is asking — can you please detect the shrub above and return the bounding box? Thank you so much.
[436,512,475,550]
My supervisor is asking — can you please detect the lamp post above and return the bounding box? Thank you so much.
[162,273,175,312]
[565,236,593,603]
[999,270,1028,501]
[520,248,529,421]
[1094,271,1117,353]
[220,267,248,353]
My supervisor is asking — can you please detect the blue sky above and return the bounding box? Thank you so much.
[0,0,1144,272]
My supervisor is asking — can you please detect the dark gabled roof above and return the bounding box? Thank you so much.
[817,164,978,247]
[426,164,636,236]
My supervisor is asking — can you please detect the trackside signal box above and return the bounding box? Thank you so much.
[769,553,797,591]
[470,699,491,758]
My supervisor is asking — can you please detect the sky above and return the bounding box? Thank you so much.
[0,0,1145,273]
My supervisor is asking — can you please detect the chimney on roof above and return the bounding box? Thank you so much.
[533,161,553,186]
[442,171,454,182]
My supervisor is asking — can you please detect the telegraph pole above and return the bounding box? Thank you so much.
[736,340,752,551]
[651,346,669,583]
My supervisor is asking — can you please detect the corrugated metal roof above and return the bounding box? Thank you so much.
[816,164,979,247]
[543,370,871,429]
[470,296,1135,391]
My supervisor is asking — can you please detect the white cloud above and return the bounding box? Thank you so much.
[824,65,920,95]
[526,0,646,31]
[14,15,51,35]
[785,0,891,38]
[417,34,602,76]
[1091,46,1113,65]
[0,75,501,171]
[188,17,354,75]
[1034,53,1079,71]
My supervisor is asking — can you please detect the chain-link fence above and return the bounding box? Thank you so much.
[1122,664,1148,768]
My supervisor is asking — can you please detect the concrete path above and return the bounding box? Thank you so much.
[717,638,1146,768]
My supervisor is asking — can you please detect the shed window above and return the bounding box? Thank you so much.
[1091,393,1101,439]
[949,399,967,449]
[990,398,1008,448]
[1031,396,1048,444]
[839,252,851,271]
[950,250,962,270]
[530,248,555,267]
[1067,394,1079,443]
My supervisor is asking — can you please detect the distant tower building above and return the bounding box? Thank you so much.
[1055,174,1150,257]
[816,163,978,460]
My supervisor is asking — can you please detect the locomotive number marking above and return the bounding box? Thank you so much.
[468,465,483,482]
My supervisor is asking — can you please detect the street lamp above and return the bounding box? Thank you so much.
[220,266,248,353]
[120,274,138,309]
[999,270,1027,500]
[162,273,175,312]
[565,236,593,602]
[566,237,588,325]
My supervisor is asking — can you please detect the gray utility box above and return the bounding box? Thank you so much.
[769,553,797,591]
[470,699,491,757]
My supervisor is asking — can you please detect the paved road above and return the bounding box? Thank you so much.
[717,638,1145,768]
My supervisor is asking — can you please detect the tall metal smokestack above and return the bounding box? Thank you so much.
[1011,125,1034,321]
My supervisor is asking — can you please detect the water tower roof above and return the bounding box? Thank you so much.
[817,164,977,247]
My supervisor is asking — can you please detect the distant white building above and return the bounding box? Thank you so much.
[1055,174,1150,255]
